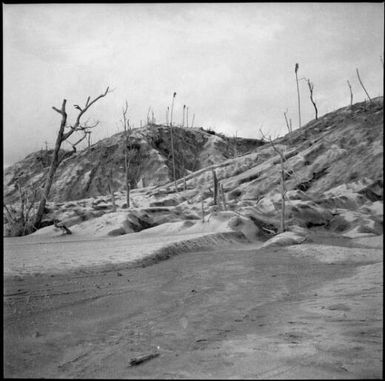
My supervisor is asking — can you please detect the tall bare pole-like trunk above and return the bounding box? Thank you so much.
[279,155,285,233]
[347,80,353,106]
[108,170,116,212]
[220,183,227,211]
[191,114,195,128]
[307,79,318,120]
[295,63,301,129]
[170,92,178,192]
[201,193,205,222]
[356,68,372,102]
[186,107,189,128]
[34,87,109,229]
[212,169,218,206]
[122,100,131,208]
[182,105,186,127]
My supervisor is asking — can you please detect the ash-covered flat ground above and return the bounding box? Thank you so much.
[3,233,382,379]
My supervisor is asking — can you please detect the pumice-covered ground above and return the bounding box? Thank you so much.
[3,232,382,379]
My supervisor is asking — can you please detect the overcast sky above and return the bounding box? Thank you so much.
[3,3,384,166]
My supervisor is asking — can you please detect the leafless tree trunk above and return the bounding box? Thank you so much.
[191,114,195,128]
[356,68,371,102]
[122,100,131,208]
[220,183,227,211]
[34,87,109,229]
[259,129,286,233]
[347,80,353,106]
[182,105,186,127]
[201,193,205,222]
[306,79,318,120]
[181,156,187,192]
[107,171,116,212]
[212,169,218,206]
[284,110,290,133]
[186,107,189,128]
[295,63,301,129]
[169,92,178,192]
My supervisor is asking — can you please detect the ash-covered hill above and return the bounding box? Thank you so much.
[3,97,383,240]
[3,125,264,203]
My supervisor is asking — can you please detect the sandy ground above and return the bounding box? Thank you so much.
[3,234,383,379]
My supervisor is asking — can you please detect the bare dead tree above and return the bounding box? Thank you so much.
[220,183,227,211]
[182,105,186,127]
[169,92,178,192]
[295,63,302,129]
[347,80,353,106]
[122,100,131,208]
[306,79,318,120]
[356,68,372,102]
[212,169,218,206]
[107,170,116,212]
[34,87,110,229]
[259,129,286,233]
[283,109,292,134]
[201,193,205,222]
[186,106,189,128]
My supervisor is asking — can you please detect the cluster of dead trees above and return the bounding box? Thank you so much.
[290,62,376,132]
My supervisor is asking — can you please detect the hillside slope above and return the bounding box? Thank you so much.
[3,97,383,239]
[3,125,264,203]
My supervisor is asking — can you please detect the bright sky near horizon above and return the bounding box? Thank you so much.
[3,3,384,166]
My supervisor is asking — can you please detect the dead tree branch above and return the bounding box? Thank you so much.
[284,109,292,134]
[169,92,178,192]
[295,63,301,129]
[356,68,371,102]
[347,80,353,106]
[306,78,318,120]
[122,100,131,207]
